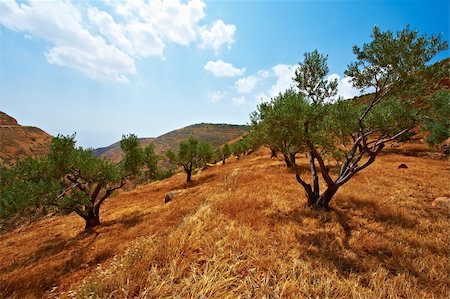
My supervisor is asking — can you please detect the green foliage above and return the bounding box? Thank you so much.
[345,25,447,93]
[0,157,59,219]
[143,144,159,179]
[166,137,213,181]
[423,89,450,145]
[250,89,310,161]
[0,133,158,230]
[294,49,338,104]
[250,25,448,209]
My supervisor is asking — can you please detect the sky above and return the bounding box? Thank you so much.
[0,0,449,149]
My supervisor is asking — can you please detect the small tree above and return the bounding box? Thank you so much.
[294,50,338,199]
[250,90,303,167]
[221,143,231,164]
[0,134,156,231]
[422,89,450,146]
[251,25,447,210]
[166,137,213,182]
[50,134,153,230]
[143,143,159,179]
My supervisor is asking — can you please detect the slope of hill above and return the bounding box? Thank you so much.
[94,123,248,162]
[0,146,448,298]
[0,112,52,166]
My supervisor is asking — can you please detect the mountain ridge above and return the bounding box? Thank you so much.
[93,123,248,162]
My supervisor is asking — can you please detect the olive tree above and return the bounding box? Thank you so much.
[50,134,156,230]
[220,143,231,164]
[250,94,300,167]
[0,134,157,231]
[251,26,447,210]
[166,137,213,182]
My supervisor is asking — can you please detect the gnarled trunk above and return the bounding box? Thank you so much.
[283,152,293,168]
[309,152,320,198]
[270,147,277,158]
[84,209,101,231]
[186,168,192,182]
[305,185,338,211]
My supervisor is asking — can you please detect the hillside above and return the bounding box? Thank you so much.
[0,145,448,298]
[94,123,248,162]
[0,112,52,166]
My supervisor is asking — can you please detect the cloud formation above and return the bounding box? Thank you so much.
[270,64,298,98]
[0,0,237,82]
[204,60,245,77]
[199,19,236,53]
[235,75,260,93]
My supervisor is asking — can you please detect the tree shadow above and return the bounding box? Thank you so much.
[270,194,446,286]
[0,232,102,298]
[101,211,146,230]
[1,232,95,274]
[341,196,419,230]
[179,173,217,189]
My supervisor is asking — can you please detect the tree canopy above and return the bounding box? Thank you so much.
[0,134,158,231]
[166,137,213,182]
[250,25,448,210]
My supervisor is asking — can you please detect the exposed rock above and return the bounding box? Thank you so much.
[431,197,450,208]
[164,190,184,204]
[398,163,408,169]
[0,111,18,126]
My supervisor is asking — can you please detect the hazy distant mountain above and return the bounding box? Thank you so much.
[0,112,52,166]
[94,123,248,162]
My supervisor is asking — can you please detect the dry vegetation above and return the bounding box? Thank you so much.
[0,145,448,298]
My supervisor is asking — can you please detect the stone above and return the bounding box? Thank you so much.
[164,190,184,204]
[398,163,408,169]
[431,197,450,208]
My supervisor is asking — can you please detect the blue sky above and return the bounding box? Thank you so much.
[0,0,448,149]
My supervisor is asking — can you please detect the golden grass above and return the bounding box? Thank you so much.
[0,148,449,298]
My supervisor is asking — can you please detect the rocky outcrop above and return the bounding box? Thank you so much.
[0,112,18,126]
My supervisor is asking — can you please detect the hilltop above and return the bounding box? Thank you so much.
[94,123,248,162]
[0,144,448,298]
[0,112,52,166]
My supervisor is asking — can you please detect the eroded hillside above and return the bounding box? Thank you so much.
[0,112,52,166]
[0,144,448,298]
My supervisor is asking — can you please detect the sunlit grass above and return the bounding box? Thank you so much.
[0,147,448,298]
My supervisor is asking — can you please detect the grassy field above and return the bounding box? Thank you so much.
[0,146,448,298]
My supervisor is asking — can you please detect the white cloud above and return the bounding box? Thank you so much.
[0,1,136,82]
[270,64,297,97]
[199,19,236,53]
[208,90,226,103]
[258,70,270,78]
[87,7,133,53]
[204,59,245,77]
[327,73,361,99]
[232,96,247,107]
[236,75,260,93]
[0,0,237,82]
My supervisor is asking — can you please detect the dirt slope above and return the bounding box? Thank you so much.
[94,123,248,162]
[0,144,448,298]
[0,112,52,166]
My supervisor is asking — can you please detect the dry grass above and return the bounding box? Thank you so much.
[0,148,448,298]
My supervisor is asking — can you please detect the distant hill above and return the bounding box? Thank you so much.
[94,123,248,162]
[0,112,52,166]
